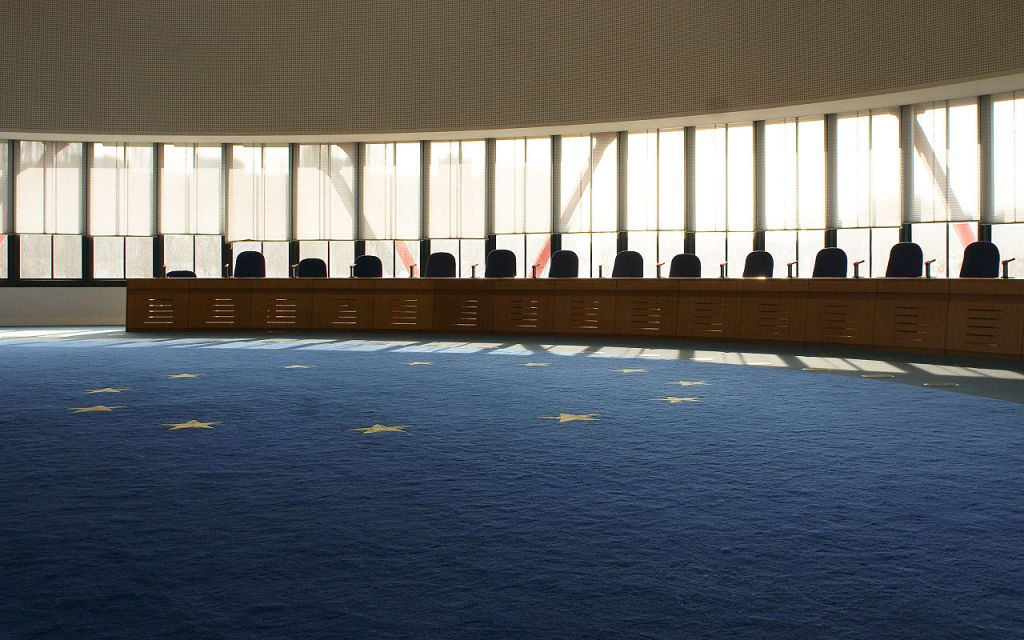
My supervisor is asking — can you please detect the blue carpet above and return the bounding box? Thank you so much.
[1,339,1022,639]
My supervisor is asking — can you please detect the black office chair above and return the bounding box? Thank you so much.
[548,250,579,278]
[165,270,197,278]
[234,251,266,278]
[812,247,848,278]
[352,254,383,278]
[611,250,643,277]
[485,249,517,278]
[742,250,774,278]
[296,258,327,278]
[668,253,701,278]
[959,241,1000,278]
[424,252,457,278]
[885,242,924,278]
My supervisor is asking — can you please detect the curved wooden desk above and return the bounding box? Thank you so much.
[126,278,1024,359]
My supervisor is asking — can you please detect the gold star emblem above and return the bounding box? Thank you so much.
[406,362,432,366]
[653,396,701,404]
[617,369,646,374]
[282,365,313,369]
[86,387,128,394]
[349,424,408,435]
[164,419,220,431]
[540,413,599,423]
[668,381,707,387]
[168,373,201,379]
[70,405,124,413]
[522,362,549,367]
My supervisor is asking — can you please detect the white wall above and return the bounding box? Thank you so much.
[0,287,125,326]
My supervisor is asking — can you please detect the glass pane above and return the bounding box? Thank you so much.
[262,241,290,278]
[726,231,754,276]
[659,129,686,231]
[837,228,870,276]
[90,143,153,236]
[429,140,486,240]
[695,231,726,278]
[658,231,687,271]
[461,239,487,278]
[163,234,195,274]
[993,92,1024,224]
[20,235,53,278]
[228,145,290,242]
[125,236,153,278]
[727,123,754,232]
[361,143,421,241]
[627,230,658,277]
[93,236,125,279]
[0,140,9,234]
[195,235,223,277]
[871,226,901,277]
[797,230,825,278]
[296,144,356,240]
[764,230,797,278]
[559,233,592,277]
[627,131,658,231]
[161,144,223,235]
[991,223,1024,277]
[694,126,727,232]
[912,222,949,278]
[328,241,356,277]
[592,232,618,278]
[53,234,82,278]
[495,234,526,278]
[495,138,551,235]
[16,142,84,235]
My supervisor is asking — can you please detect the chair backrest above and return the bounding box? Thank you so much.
[485,249,517,278]
[296,258,327,278]
[812,247,848,278]
[424,252,457,277]
[234,251,266,278]
[611,250,643,277]
[352,254,383,278]
[959,241,1000,278]
[885,242,923,277]
[742,250,774,278]
[668,253,701,278]
[548,250,579,278]
[165,270,197,278]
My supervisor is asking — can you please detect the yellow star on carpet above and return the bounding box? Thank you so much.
[70,405,125,413]
[168,373,201,379]
[540,413,599,423]
[86,387,128,394]
[668,381,707,387]
[282,365,313,369]
[164,419,220,431]
[617,368,646,374]
[522,362,549,367]
[406,361,432,366]
[653,396,701,404]
[349,424,408,435]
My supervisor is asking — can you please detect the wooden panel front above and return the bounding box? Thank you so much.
[492,280,557,334]
[804,279,878,346]
[945,279,1024,358]
[552,280,618,335]
[740,279,809,342]
[372,280,435,331]
[188,280,253,330]
[250,279,313,329]
[676,280,744,340]
[614,280,679,336]
[126,279,192,331]
[312,279,377,330]
[873,280,950,351]
[432,280,494,332]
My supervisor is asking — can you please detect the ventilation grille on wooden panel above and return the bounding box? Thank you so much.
[566,298,607,332]
[143,297,181,325]
[890,304,932,343]
[622,300,668,333]
[260,297,300,327]
[818,302,862,341]
[384,297,423,327]
[444,297,484,329]
[750,302,795,338]
[199,297,240,326]
[323,296,368,327]
[956,306,1009,348]
[692,300,729,335]
[505,297,543,329]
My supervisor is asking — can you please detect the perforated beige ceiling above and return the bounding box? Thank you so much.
[2,0,1022,136]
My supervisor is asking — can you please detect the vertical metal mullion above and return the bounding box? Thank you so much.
[485,138,495,238]
[221,143,231,276]
[153,143,163,276]
[978,95,994,240]
[753,120,766,251]
[81,142,92,280]
[419,140,431,274]
[616,131,628,254]
[824,114,838,247]
[7,141,18,279]
[684,126,696,255]
[899,105,914,242]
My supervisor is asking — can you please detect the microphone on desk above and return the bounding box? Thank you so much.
[853,260,865,279]
[787,261,798,279]
[656,262,665,278]
[1003,258,1016,279]
[719,262,728,279]
[924,259,937,279]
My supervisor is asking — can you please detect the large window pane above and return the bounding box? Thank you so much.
[90,143,154,236]
[694,126,727,232]
[993,91,1024,224]
[16,142,84,235]
[429,140,485,240]
[296,144,356,240]
[362,143,421,241]
[727,123,754,232]
[764,117,825,231]
[228,144,290,242]
[627,129,685,232]
[495,138,551,235]
[558,134,617,233]
[694,231,726,277]
[161,144,223,235]
[836,109,900,228]
[991,223,1024,277]
[0,140,9,235]
[912,100,978,223]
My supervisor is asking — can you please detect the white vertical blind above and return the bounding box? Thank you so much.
[228,144,290,242]
[495,137,551,234]
[836,109,900,228]
[558,133,617,233]
[160,144,223,235]
[428,140,486,239]
[295,144,356,240]
[626,129,685,232]
[911,100,978,223]
[0,141,8,234]
[15,141,84,234]
[726,123,754,232]
[90,143,154,236]
[993,91,1024,223]
[764,117,825,230]
[694,126,726,231]
[361,142,421,240]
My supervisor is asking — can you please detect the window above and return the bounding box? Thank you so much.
[89,143,154,237]
[161,144,223,235]
[0,140,9,236]
[627,129,685,275]
[228,144,290,242]
[16,141,84,234]
[993,91,1024,224]
[693,124,753,276]
[296,144,356,240]
[835,109,901,229]
[428,141,486,276]
[362,142,421,277]
[495,137,551,235]
[559,133,617,234]
[163,234,223,278]
[912,100,978,224]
